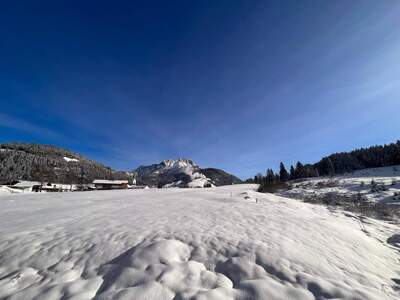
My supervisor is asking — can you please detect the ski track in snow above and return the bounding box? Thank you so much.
[0,185,399,299]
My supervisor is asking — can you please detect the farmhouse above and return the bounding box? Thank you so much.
[93,179,129,190]
[10,181,41,192]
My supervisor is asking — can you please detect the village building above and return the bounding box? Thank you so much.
[10,181,41,192]
[9,181,77,192]
[92,179,129,190]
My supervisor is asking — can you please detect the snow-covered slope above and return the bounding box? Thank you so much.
[0,185,399,299]
[280,165,400,205]
[135,158,240,188]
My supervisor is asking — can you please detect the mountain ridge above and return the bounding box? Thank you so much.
[135,158,241,188]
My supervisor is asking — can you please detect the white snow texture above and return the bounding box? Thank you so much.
[0,185,399,299]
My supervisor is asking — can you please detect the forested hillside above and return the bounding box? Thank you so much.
[0,143,132,184]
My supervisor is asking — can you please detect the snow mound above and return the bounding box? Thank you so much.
[96,239,233,299]
[95,238,317,300]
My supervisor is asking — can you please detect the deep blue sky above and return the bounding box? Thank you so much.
[1,1,399,178]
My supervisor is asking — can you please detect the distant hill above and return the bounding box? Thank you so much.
[135,159,241,188]
[0,143,132,184]
[200,168,242,186]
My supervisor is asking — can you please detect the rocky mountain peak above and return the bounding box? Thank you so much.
[135,159,241,188]
[161,158,196,169]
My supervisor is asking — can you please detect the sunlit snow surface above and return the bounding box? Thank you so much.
[0,185,399,299]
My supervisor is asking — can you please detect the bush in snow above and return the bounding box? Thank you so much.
[370,180,377,192]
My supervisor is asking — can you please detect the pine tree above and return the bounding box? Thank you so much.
[265,169,275,183]
[290,165,295,179]
[294,161,305,178]
[279,162,289,182]
[319,157,335,176]
[254,173,263,184]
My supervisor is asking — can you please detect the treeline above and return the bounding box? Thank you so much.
[249,140,400,191]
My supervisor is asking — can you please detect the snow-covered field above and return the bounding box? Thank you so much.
[0,185,399,299]
[280,166,400,205]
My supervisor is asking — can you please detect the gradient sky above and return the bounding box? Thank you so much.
[1,1,399,178]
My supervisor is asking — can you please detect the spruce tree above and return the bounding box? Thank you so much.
[265,169,275,183]
[279,162,289,182]
[295,161,305,178]
[290,165,295,179]
[319,157,335,176]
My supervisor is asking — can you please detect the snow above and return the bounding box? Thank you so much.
[0,184,399,299]
[162,159,196,169]
[149,158,214,188]
[12,181,41,188]
[279,165,400,205]
[163,159,198,178]
[0,182,78,195]
[63,156,79,162]
[162,174,213,188]
[0,186,27,195]
[187,177,215,188]
[351,165,400,177]
[162,180,183,188]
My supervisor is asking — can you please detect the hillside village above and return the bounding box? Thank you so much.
[0,179,143,195]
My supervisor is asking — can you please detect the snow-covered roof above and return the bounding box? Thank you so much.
[93,180,129,184]
[12,181,41,188]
